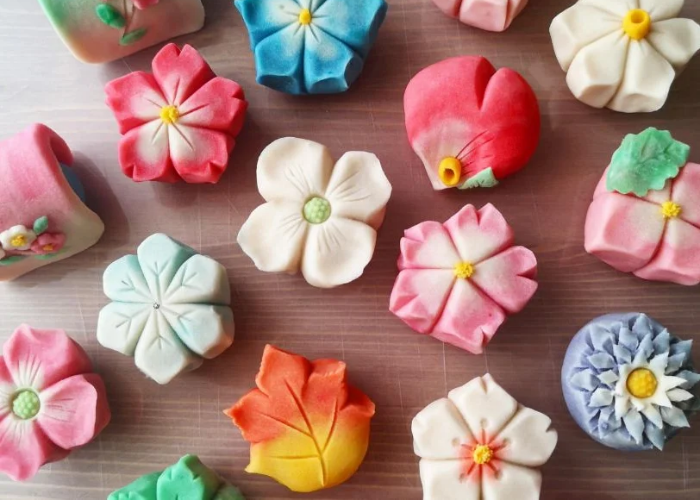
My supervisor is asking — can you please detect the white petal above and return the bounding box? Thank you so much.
[667,388,694,402]
[659,375,686,392]
[650,352,669,373]
[640,0,684,21]
[482,462,542,500]
[448,374,518,441]
[301,217,376,288]
[412,398,474,459]
[647,19,700,69]
[162,254,231,305]
[137,234,197,302]
[660,406,690,428]
[257,137,334,203]
[97,302,152,356]
[608,40,676,113]
[641,405,663,428]
[160,304,234,359]
[590,388,614,407]
[615,395,631,419]
[237,201,308,274]
[622,408,644,444]
[324,151,392,229]
[418,459,480,500]
[495,407,558,467]
[578,0,636,17]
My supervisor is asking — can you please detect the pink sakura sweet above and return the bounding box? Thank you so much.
[390,204,538,353]
[431,0,529,32]
[0,325,111,482]
[105,44,248,184]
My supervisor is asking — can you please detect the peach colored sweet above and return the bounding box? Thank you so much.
[431,0,529,32]
[390,204,538,353]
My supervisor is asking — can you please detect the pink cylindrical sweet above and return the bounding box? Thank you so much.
[432,0,529,32]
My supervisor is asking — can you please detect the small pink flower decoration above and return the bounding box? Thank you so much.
[30,233,66,255]
[133,0,160,9]
[389,204,538,354]
[0,325,111,481]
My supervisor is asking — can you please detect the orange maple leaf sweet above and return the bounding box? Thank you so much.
[224,345,376,493]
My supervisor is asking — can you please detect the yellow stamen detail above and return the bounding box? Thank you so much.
[473,445,493,465]
[438,157,462,187]
[42,244,55,252]
[454,262,474,280]
[623,9,651,41]
[661,201,682,219]
[626,368,658,399]
[11,235,27,248]
[299,8,312,25]
[160,105,180,125]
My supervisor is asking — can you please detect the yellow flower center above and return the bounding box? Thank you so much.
[472,445,493,465]
[454,262,474,279]
[11,235,27,248]
[623,9,651,40]
[438,157,462,187]
[42,244,55,252]
[661,201,682,219]
[626,368,658,399]
[299,8,312,25]
[160,105,180,125]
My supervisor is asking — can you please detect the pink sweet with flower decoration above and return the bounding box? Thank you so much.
[133,0,160,9]
[30,233,66,256]
[0,325,111,482]
[389,204,538,353]
[105,44,248,183]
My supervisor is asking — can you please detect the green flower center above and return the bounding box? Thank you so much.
[303,197,331,224]
[12,390,40,419]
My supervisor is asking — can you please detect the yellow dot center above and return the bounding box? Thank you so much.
[472,445,493,465]
[454,262,474,280]
[661,201,682,219]
[10,235,27,248]
[42,244,55,252]
[160,105,180,125]
[623,9,651,40]
[438,157,462,187]
[299,8,312,25]
[626,368,658,399]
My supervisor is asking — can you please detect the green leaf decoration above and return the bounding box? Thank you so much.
[95,4,126,29]
[107,471,160,500]
[35,250,65,261]
[33,216,49,235]
[458,167,499,190]
[120,28,148,46]
[0,256,27,266]
[606,128,690,196]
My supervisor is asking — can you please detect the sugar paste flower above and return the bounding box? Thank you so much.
[97,234,234,384]
[0,325,111,481]
[431,0,529,32]
[225,345,375,493]
[550,0,700,113]
[562,313,700,451]
[0,226,36,252]
[105,44,248,183]
[404,57,540,191]
[413,374,557,500]
[238,138,392,288]
[109,455,245,500]
[585,128,700,285]
[235,0,388,94]
[30,233,66,255]
[390,204,537,354]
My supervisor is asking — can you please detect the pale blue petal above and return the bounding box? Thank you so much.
[590,325,615,353]
[597,370,619,388]
[613,344,632,364]
[632,313,653,338]
[644,420,665,450]
[669,339,693,367]
[137,234,196,301]
[660,406,690,428]
[653,328,670,355]
[313,0,388,58]
[590,388,614,407]
[637,334,654,360]
[666,352,687,374]
[161,304,234,359]
[619,326,638,352]
[589,352,615,370]
[304,25,363,94]
[103,254,152,303]
[677,370,700,389]
[622,409,644,444]
[235,0,299,47]
[570,369,599,391]
[254,24,305,94]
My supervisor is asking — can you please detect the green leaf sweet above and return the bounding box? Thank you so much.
[606,128,690,196]
[120,28,148,46]
[458,167,499,190]
[33,216,49,235]
[95,4,126,29]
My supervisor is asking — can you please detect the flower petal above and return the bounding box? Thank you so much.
[161,304,234,359]
[313,0,387,57]
[641,404,663,428]
[119,120,177,182]
[178,76,247,134]
[324,151,391,229]
[152,44,215,106]
[390,269,455,335]
[0,361,13,418]
[443,204,513,264]
[418,459,480,500]
[481,462,543,500]
[412,397,474,459]
[37,374,110,449]
[640,0,684,21]
[570,369,599,391]
[105,72,166,134]
[647,19,700,69]
[137,234,197,301]
[495,407,557,467]
[634,219,700,285]
[578,0,636,17]
[398,221,460,270]
[103,254,152,303]
[660,406,690,427]
[303,26,364,94]
[589,388,614,407]
[253,24,306,94]
[301,217,376,288]
[97,302,152,357]
[235,0,300,47]
[623,408,644,443]
[671,163,700,228]
[0,417,56,481]
[167,124,233,184]
[257,137,334,203]
[667,388,694,402]
[163,254,231,305]
[237,201,308,274]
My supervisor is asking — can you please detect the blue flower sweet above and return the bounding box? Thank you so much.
[562,313,700,451]
[235,0,388,94]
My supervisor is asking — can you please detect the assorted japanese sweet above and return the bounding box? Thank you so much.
[97,233,234,384]
[224,345,376,493]
[38,0,205,64]
[238,137,392,288]
[431,0,529,32]
[585,128,700,286]
[235,0,388,94]
[0,325,111,481]
[413,374,558,500]
[0,124,105,282]
[562,313,700,451]
[390,204,538,354]
[109,454,245,499]
[404,57,540,191]
[550,0,700,113]
[105,44,248,183]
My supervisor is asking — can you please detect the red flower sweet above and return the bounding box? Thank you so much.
[30,233,65,255]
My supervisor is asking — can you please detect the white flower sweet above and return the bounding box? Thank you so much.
[0,225,36,251]
[550,0,700,112]
[412,374,558,500]
[238,137,392,288]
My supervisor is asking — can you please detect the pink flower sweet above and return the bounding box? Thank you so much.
[132,0,159,9]
[105,44,248,183]
[0,325,111,481]
[389,204,538,354]
[30,233,66,255]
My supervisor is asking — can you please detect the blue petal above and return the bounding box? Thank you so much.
[613,344,632,364]
[254,24,306,94]
[677,370,700,389]
[590,325,615,353]
[304,25,363,94]
[570,368,599,391]
[589,352,615,370]
[636,333,654,360]
[644,420,665,450]
[669,339,693,365]
[235,0,299,48]
[653,328,670,355]
[618,326,639,352]
[313,0,388,58]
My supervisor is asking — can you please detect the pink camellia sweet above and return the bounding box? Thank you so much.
[0,325,111,481]
[390,204,538,354]
[30,233,66,255]
[133,0,159,9]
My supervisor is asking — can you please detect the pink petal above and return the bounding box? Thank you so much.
[390,269,455,334]
[443,204,513,264]
[3,325,92,391]
[152,44,215,106]
[0,360,13,418]
[593,167,671,205]
[0,416,58,481]
[671,163,700,228]
[179,77,247,134]
[168,125,233,184]
[398,221,460,270]
[118,120,178,183]
[105,72,166,134]
[634,219,700,286]
[133,0,159,9]
[472,246,538,313]
[37,374,110,450]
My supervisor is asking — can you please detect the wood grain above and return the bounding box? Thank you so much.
[1,0,700,498]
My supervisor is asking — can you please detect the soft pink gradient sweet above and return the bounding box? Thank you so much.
[0,325,111,482]
[133,0,160,9]
[29,233,66,255]
[389,204,538,353]
[585,163,700,286]
[431,0,529,32]
[105,44,248,184]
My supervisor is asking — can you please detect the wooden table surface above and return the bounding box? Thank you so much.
[1,0,700,498]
